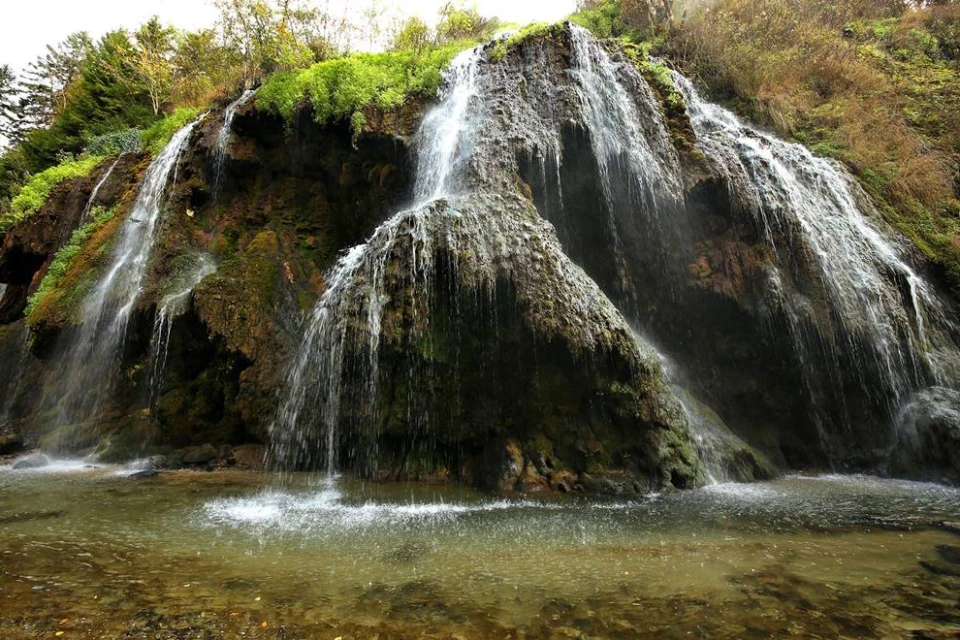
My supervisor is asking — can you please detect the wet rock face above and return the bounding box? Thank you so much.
[890,387,960,485]
[0,96,420,459]
[1,26,957,487]
[0,155,143,322]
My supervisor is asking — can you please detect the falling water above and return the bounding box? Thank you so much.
[81,154,124,220]
[47,120,201,430]
[270,48,485,473]
[147,254,217,411]
[212,90,255,198]
[560,26,685,305]
[568,25,682,214]
[270,30,697,477]
[672,71,958,446]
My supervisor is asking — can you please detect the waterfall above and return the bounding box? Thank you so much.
[81,154,123,220]
[147,253,217,412]
[268,33,685,476]
[46,120,200,431]
[672,71,959,447]
[269,48,485,473]
[568,26,682,215]
[212,90,255,199]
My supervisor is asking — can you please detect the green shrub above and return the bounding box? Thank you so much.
[257,44,471,138]
[26,206,118,318]
[85,129,143,156]
[570,0,626,38]
[141,107,203,156]
[0,155,105,235]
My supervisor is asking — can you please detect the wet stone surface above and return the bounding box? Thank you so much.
[1,467,960,638]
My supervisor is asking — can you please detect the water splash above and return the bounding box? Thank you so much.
[147,253,217,411]
[212,90,255,199]
[672,71,959,448]
[45,120,201,432]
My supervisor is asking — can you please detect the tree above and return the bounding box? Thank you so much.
[173,29,241,105]
[130,17,177,115]
[214,0,320,84]
[391,17,431,55]
[17,32,93,132]
[436,2,498,44]
[0,65,19,143]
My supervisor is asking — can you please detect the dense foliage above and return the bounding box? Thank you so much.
[257,45,464,137]
[140,108,203,155]
[0,1,501,223]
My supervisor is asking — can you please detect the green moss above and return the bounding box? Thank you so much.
[257,44,472,139]
[141,107,202,156]
[490,39,508,62]
[570,0,626,39]
[26,206,118,319]
[1,155,105,235]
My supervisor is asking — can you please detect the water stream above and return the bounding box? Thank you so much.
[673,71,959,450]
[45,121,201,433]
[147,253,217,411]
[212,90,255,199]
[81,154,123,220]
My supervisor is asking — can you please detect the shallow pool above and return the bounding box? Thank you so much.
[1,465,959,638]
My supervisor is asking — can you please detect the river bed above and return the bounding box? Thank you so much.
[1,465,959,638]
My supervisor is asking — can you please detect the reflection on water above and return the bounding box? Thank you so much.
[1,467,959,638]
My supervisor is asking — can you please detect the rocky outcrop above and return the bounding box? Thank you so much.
[890,387,960,485]
[0,24,956,489]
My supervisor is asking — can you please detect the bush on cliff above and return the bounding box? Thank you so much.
[0,155,104,235]
[257,44,470,139]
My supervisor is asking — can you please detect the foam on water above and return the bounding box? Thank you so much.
[202,488,560,533]
[700,482,782,501]
[0,457,108,474]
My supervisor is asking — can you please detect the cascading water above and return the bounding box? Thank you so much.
[45,120,201,431]
[81,154,123,220]
[269,48,485,473]
[567,26,682,217]
[269,33,694,479]
[212,90,254,198]
[147,253,217,411]
[671,71,959,450]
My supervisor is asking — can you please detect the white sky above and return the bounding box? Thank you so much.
[0,0,577,75]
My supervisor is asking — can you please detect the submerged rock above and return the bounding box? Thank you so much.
[181,444,219,465]
[889,387,960,485]
[12,453,50,470]
[127,469,158,479]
